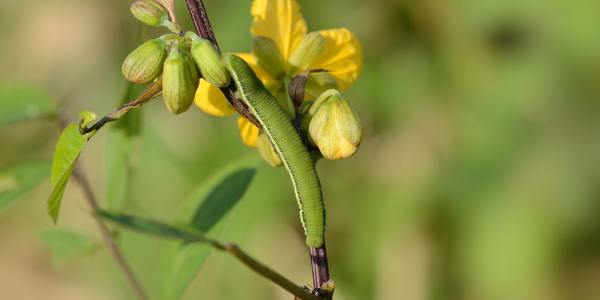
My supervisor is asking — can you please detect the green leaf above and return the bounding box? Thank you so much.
[161,166,256,300]
[0,161,51,211]
[0,85,55,126]
[96,210,208,243]
[47,123,89,222]
[191,168,256,231]
[39,229,96,266]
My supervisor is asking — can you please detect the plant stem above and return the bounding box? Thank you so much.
[72,165,149,300]
[80,78,163,134]
[216,243,324,300]
[184,0,261,128]
[310,245,331,290]
[184,0,332,295]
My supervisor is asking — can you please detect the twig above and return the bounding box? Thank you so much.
[184,0,261,128]
[184,0,218,49]
[216,243,324,300]
[309,245,331,292]
[72,165,149,300]
[80,78,163,134]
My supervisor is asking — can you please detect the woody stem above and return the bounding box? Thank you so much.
[184,0,261,128]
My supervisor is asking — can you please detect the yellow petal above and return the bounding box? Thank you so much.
[236,52,275,87]
[194,79,236,116]
[237,116,260,147]
[251,0,307,61]
[307,28,362,91]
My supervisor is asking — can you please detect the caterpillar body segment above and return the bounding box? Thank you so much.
[224,54,325,247]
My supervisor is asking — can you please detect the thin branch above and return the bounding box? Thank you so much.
[80,78,163,134]
[184,0,261,128]
[72,165,149,300]
[216,243,324,300]
[309,245,331,292]
[184,0,218,49]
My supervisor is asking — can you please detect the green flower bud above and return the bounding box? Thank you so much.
[257,132,283,167]
[288,32,325,73]
[188,33,230,87]
[308,89,362,160]
[130,0,168,27]
[183,49,200,84]
[305,72,338,99]
[299,100,315,133]
[252,36,285,78]
[271,83,296,120]
[122,38,167,84]
[162,46,196,114]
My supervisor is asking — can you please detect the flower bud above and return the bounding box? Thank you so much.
[162,46,196,114]
[122,38,167,84]
[299,100,314,133]
[188,33,230,87]
[271,85,296,120]
[308,89,362,160]
[305,72,338,99]
[130,0,168,27]
[183,49,200,84]
[252,36,285,78]
[257,132,283,167]
[288,32,325,73]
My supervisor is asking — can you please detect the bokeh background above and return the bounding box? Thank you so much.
[1,0,600,299]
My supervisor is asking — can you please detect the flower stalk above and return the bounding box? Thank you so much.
[80,78,162,134]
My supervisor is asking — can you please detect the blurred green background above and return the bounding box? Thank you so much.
[1,0,600,299]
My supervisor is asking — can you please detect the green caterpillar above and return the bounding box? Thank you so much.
[224,54,325,248]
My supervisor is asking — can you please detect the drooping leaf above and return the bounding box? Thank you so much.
[0,85,55,126]
[96,210,208,243]
[39,229,97,266]
[47,123,92,222]
[161,166,256,300]
[191,168,256,231]
[0,161,51,211]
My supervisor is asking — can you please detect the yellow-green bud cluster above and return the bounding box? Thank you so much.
[121,24,240,115]
[121,34,198,114]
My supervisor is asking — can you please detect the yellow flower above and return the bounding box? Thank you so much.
[194,0,362,147]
